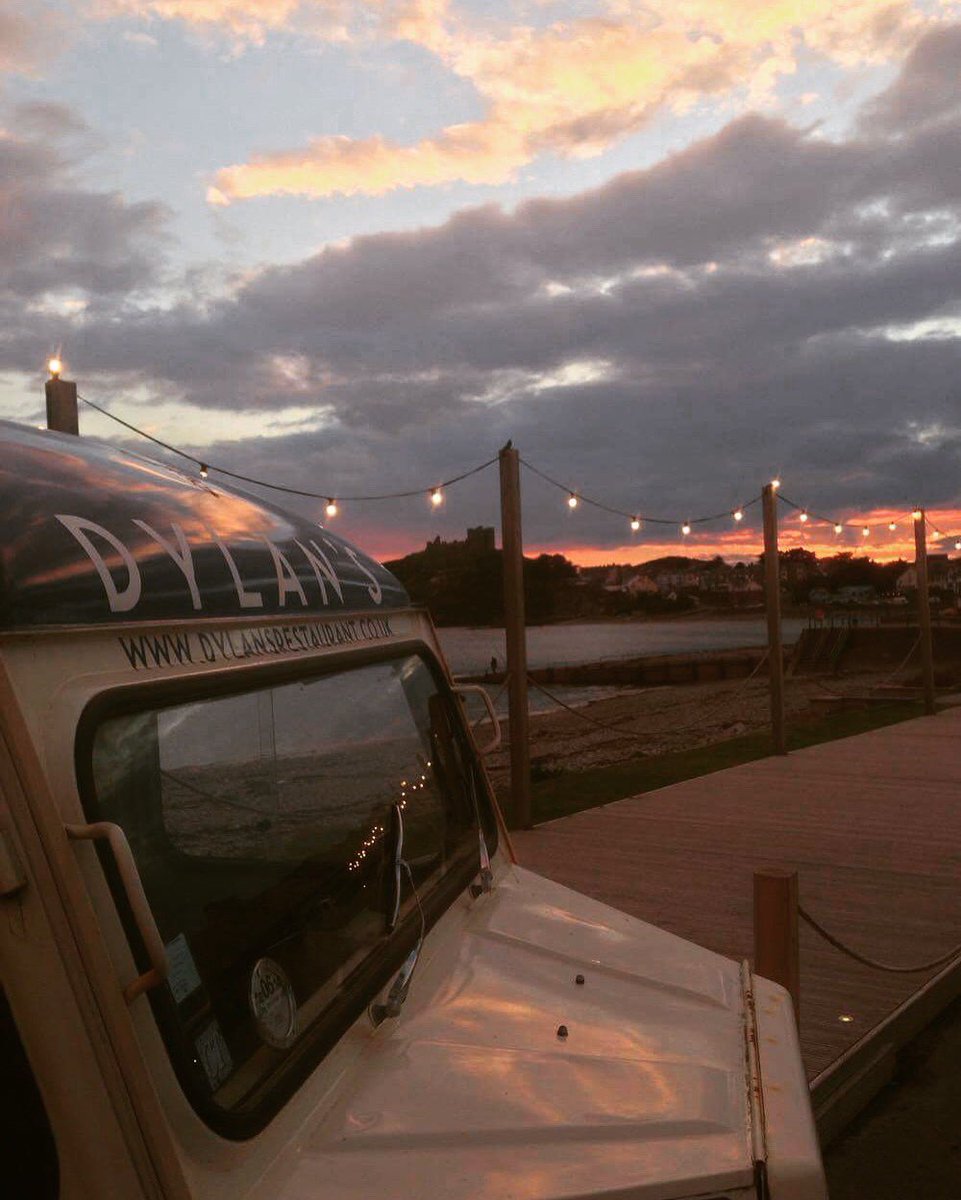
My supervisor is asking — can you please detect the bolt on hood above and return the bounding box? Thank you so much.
[251,867,758,1200]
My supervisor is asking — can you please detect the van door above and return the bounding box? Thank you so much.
[1,985,59,1198]
[0,731,161,1200]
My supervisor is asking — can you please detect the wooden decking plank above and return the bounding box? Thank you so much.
[512,708,961,1078]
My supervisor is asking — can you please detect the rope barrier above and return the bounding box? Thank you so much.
[525,676,652,744]
[799,904,961,975]
[812,631,923,700]
[525,651,771,744]
[665,649,770,734]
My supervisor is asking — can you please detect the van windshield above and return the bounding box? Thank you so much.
[86,650,491,1129]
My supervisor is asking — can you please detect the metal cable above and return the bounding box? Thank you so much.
[799,904,961,974]
[78,393,498,501]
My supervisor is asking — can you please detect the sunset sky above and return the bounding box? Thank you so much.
[4,1,961,563]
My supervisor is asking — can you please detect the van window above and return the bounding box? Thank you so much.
[83,651,490,1133]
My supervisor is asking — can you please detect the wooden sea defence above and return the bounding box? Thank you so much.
[511,704,961,1081]
[460,645,784,687]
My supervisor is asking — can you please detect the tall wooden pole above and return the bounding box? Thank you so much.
[754,869,800,1027]
[45,373,79,435]
[499,444,532,829]
[914,510,936,715]
[762,483,787,754]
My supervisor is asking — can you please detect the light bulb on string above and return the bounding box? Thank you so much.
[630,517,640,532]
[567,493,578,509]
[325,499,338,518]
[931,529,941,540]
[733,509,744,522]
[430,487,443,507]
[955,541,961,551]
[834,523,843,534]
[912,509,923,521]
[799,511,809,523]
[48,356,63,379]
[862,526,870,537]
[888,521,897,532]
[770,477,781,490]
[681,522,691,536]
[199,463,208,480]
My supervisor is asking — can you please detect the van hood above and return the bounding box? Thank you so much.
[252,867,758,1200]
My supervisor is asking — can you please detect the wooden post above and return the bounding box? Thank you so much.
[762,483,787,754]
[499,444,532,829]
[754,869,800,1027]
[914,510,936,715]
[45,375,79,435]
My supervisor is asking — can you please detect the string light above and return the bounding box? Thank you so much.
[61,393,955,557]
[48,357,63,379]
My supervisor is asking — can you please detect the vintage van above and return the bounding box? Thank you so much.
[0,420,827,1199]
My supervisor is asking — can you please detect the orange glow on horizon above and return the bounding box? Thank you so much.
[341,507,961,568]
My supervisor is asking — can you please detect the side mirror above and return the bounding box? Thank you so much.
[453,684,501,755]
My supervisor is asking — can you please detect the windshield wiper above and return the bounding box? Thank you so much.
[468,767,494,898]
[370,805,425,1027]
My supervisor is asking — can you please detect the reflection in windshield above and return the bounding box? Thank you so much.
[89,653,485,1121]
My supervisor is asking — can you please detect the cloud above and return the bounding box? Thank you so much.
[0,1,69,75]
[88,0,391,46]
[12,23,961,557]
[205,0,952,202]
[11,101,89,139]
[860,20,961,133]
[0,110,170,376]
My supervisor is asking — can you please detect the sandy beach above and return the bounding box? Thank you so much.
[482,667,902,794]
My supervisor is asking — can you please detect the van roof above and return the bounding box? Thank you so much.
[0,420,409,630]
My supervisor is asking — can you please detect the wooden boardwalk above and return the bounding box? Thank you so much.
[512,705,961,1078]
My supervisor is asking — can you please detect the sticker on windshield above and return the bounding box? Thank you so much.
[249,958,298,1049]
[165,933,202,1004]
[195,1020,233,1092]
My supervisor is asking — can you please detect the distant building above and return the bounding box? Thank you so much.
[423,527,496,558]
[898,554,961,596]
[624,574,659,596]
[465,526,496,554]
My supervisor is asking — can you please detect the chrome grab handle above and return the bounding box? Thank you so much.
[454,684,502,755]
[65,821,169,1005]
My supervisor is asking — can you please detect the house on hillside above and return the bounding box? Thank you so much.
[897,554,961,596]
[624,573,659,596]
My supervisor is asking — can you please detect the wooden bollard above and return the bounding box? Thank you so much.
[753,869,800,1026]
